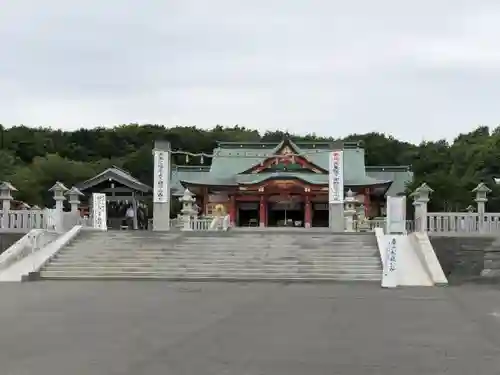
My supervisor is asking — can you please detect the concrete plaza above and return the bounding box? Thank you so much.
[0,281,499,374]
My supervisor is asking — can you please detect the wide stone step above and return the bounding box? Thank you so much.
[44,264,381,272]
[40,231,382,282]
[55,250,379,256]
[39,270,381,281]
[56,251,379,258]
[49,259,381,267]
[53,255,380,263]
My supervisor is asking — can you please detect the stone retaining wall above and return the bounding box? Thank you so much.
[429,236,500,284]
[0,234,24,254]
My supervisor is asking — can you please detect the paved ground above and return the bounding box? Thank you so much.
[0,282,500,374]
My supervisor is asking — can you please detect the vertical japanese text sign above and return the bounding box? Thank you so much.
[328,150,344,204]
[382,236,398,288]
[153,150,170,203]
[92,193,107,231]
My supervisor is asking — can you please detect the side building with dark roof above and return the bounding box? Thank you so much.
[171,139,413,228]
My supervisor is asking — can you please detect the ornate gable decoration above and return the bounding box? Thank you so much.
[280,145,293,155]
[246,139,325,174]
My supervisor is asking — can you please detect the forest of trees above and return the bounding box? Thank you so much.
[0,123,499,212]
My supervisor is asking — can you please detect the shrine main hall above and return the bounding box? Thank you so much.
[170,139,413,228]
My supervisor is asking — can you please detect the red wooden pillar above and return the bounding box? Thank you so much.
[229,194,237,226]
[259,195,266,227]
[304,195,312,228]
[364,188,371,218]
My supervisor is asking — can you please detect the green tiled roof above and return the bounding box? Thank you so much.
[171,166,211,195]
[170,140,413,196]
[366,166,413,196]
[210,139,367,182]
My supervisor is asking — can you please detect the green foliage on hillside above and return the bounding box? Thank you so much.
[0,123,499,211]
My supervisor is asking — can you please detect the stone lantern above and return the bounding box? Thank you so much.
[343,189,357,232]
[66,186,84,213]
[472,182,491,215]
[49,181,69,232]
[410,183,433,232]
[179,188,196,231]
[472,182,491,232]
[0,182,17,229]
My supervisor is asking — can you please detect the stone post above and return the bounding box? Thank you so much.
[410,183,433,232]
[0,182,17,229]
[152,140,171,231]
[179,188,196,231]
[473,182,491,232]
[49,181,69,232]
[66,186,84,212]
[343,189,357,232]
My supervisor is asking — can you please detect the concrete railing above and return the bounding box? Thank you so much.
[0,209,58,232]
[192,217,214,231]
[363,219,415,233]
[426,212,500,234]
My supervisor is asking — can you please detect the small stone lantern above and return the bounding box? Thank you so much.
[179,188,196,231]
[343,189,357,232]
[49,181,69,232]
[473,182,491,232]
[472,182,491,213]
[411,183,433,232]
[66,186,84,212]
[0,182,17,229]
[415,183,433,203]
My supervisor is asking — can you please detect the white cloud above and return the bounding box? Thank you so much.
[1,0,500,143]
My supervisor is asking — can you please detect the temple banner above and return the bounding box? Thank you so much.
[153,150,169,203]
[92,193,107,231]
[328,150,344,204]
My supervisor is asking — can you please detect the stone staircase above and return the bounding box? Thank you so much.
[38,230,382,282]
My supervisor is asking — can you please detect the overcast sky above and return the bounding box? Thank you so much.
[1,0,499,143]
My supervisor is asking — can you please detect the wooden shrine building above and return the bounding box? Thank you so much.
[77,166,151,229]
[170,139,413,228]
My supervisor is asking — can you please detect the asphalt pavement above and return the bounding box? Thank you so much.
[0,281,499,374]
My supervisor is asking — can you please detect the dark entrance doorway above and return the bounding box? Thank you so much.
[237,202,259,227]
[267,199,304,227]
[312,203,329,227]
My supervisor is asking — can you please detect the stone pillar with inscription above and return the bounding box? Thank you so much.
[152,140,171,231]
[328,150,345,232]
